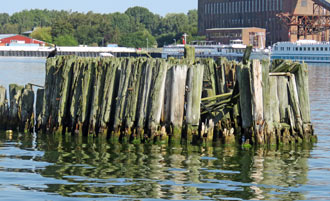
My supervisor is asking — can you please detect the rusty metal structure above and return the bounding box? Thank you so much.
[277,0,330,41]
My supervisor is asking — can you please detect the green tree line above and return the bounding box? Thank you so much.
[0,7,204,47]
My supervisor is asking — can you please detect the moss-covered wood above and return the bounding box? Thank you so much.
[0,86,8,130]
[0,56,314,147]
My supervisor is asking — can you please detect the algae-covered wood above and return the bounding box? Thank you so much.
[237,63,252,128]
[277,76,289,123]
[147,59,167,136]
[294,63,311,123]
[0,86,8,129]
[186,64,204,126]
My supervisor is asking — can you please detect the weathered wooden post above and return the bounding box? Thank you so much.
[294,63,313,138]
[136,59,155,141]
[113,58,133,137]
[251,60,264,144]
[215,57,227,95]
[20,84,34,133]
[123,58,145,139]
[0,86,8,130]
[98,58,120,136]
[237,62,253,144]
[147,59,167,141]
[185,64,204,143]
[164,65,188,142]
[8,84,24,131]
[288,74,304,137]
[184,45,195,63]
[36,88,44,132]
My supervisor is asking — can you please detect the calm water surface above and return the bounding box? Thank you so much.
[0,57,329,201]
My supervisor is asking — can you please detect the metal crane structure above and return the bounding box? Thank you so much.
[277,0,330,41]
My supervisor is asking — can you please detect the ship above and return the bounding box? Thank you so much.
[162,39,270,61]
[271,40,330,63]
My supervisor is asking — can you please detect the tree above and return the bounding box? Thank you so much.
[51,18,74,38]
[159,13,189,34]
[0,23,19,34]
[120,29,157,48]
[0,13,9,26]
[31,27,52,43]
[53,34,78,46]
[0,8,199,47]
[125,7,160,34]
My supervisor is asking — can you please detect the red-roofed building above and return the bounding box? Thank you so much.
[0,34,46,46]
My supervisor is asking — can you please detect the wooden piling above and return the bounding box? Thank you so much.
[185,64,204,142]
[21,84,34,133]
[98,58,120,136]
[0,55,312,147]
[36,88,44,131]
[136,59,155,140]
[147,59,167,140]
[237,62,253,143]
[164,65,187,141]
[8,84,24,131]
[184,45,195,63]
[0,86,8,130]
[113,58,133,135]
[288,74,304,137]
[251,60,264,144]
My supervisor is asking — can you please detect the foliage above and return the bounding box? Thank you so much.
[0,8,199,47]
[53,34,78,46]
[30,27,52,43]
[120,30,157,48]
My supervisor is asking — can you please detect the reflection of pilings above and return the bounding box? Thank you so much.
[250,147,310,200]
[10,130,309,200]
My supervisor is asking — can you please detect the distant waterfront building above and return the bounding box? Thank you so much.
[0,34,46,46]
[206,27,266,48]
[198,0,317,45]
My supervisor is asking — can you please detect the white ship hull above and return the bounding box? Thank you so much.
[271,40,330,63]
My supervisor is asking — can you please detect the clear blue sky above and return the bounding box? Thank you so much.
[0,0,197,16]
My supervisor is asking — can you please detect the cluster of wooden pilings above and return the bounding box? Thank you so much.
[0,48,315,146]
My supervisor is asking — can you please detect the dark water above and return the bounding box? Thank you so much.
[0,57,329,200]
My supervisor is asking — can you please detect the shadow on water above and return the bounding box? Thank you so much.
[0,131,315,201]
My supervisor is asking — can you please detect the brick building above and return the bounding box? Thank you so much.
[198,0,319,45]
[206,27,266,48]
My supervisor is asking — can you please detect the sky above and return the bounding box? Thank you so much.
[0,0,198,16]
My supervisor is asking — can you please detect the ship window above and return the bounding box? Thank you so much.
[321,47,324,51]
[296,47,298,51]
[300,47,302,51]
[316,47,319,51]
[287,47,290,51]
[308,47,311,51]
[326,47,328,51]
[312,47,315,51]
[304,47,306,51]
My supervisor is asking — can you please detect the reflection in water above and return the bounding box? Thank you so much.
[0,132,313,200]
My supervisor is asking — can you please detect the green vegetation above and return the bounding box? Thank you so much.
[0,7,202,47]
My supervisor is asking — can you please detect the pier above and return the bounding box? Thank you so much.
[0,46,142,58]
[0,46,315,146]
